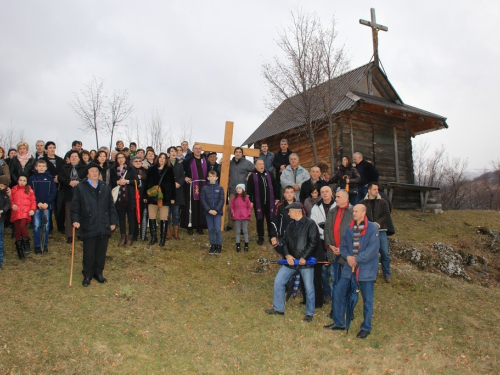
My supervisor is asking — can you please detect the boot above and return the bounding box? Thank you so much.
[148,220,158,245]
[173,225,180,240]
[215,245,222,255]
[159,220,168,246]
[166,224,172,240]
[119,234,127,247]
[16,240,25,260]
[22,237,32,255]
[209,244,215,255]
[236,243,241,253]
[257,236,264,245]
[244,242,249,252]
[125,235,134,247]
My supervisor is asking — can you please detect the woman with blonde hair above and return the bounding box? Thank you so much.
[9,141,36,185]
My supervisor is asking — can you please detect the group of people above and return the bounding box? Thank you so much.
[0,137,393,338]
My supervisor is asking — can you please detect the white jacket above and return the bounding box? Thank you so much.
[310,200,336,240]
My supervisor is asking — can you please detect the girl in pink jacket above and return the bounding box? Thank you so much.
[230,183,252,252]
[9,174,36,260]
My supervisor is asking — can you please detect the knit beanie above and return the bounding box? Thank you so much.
[236,183,246,192]
[0,175,9,186]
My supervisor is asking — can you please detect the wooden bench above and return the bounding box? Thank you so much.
[383,182,440,212]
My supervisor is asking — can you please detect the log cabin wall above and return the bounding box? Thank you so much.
[256,109,416,185]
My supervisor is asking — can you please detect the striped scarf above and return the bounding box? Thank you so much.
[349,216,368,257]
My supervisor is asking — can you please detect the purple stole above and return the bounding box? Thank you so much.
[191,157,207,201]
[252,171,275,220]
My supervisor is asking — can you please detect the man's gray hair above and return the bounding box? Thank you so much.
[353,152,363,159]
[336,189,349,199]
[289,153,299,160]
[280,139,288,144]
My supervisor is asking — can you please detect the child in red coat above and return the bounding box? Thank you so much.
[9,174,36,259]
[230,183,252,252]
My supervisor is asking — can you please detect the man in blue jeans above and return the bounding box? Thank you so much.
[359,182,392,283]
[332,204,380,338]
[265,202,318,322]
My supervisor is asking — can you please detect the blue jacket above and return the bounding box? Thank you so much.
[29,171,57,209]
[340,218,380,281]
[200,183,225,215]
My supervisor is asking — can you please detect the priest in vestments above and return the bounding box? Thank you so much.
[180,143,208,234]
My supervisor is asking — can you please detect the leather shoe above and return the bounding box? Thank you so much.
[303,315,313,323]
[257,237,264,245]
[82,277,91,287]
[93,274,107,283]
[384,276,391,283]
[323,323,345,330]
[356,330,370,339]
[265,309,284,316]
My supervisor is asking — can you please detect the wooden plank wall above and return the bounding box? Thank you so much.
[256,109,416,185]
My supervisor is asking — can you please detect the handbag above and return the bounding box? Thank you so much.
[146,168,166,206]
[111,185,120,203]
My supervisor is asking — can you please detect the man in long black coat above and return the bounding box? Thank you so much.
[71,162,118,287]
[180,143,208,235]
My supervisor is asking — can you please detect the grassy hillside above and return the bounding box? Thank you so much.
[0,210,499,374]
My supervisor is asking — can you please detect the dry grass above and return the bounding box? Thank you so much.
[1,210,500,374]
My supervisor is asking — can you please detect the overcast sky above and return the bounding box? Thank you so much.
[1,0,499,173]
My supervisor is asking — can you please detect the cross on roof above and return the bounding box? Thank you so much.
[359,8,388,67]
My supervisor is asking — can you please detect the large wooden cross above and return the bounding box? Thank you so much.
[198,121,261,231]
[359,8,388,67]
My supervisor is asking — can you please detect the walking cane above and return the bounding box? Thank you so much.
[69,226,76,287]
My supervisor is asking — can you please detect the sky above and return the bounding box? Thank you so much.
[1,0,499,174]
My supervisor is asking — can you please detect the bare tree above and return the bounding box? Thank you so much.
[105,89,133,151]
[0,121,28,151]
[262,9,349,164]
[262,9,323,164]
[177,118,194,146]
[144,109,167,152]
[317,17,350,169]
[70,77,107,149]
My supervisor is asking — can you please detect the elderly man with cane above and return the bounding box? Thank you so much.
[71,162,118,287]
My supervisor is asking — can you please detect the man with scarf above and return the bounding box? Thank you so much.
[323,189,353,329]
[246,159,279,245]
[180,143,208,235]
[331,204,380,339]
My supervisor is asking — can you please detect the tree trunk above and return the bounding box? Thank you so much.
[307,125,319,165]
[328,117,336,172]
[95,131,99,150]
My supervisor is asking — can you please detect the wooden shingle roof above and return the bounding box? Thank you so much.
[243,62,448,145]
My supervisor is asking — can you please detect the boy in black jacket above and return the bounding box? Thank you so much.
[200,171,224,255]
[29,160,57,254]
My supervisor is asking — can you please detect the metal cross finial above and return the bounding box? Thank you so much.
[359,8,388,67]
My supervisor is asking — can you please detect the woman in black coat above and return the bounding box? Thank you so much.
[144,152,176,246]
[9,141,36,186]
[328,156,361,206]
[167,146,185,240]
[95,150,111,184]
[110,152,138,247]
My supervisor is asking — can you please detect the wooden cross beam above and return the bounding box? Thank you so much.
[198,121,261,231]
[359,8,388,67]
